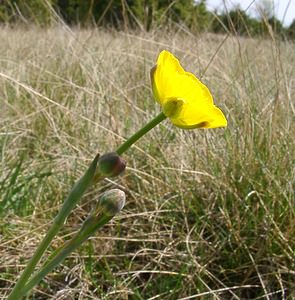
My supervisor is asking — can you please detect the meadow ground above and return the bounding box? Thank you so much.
[0,26,294,299]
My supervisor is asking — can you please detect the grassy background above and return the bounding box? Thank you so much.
[0,26,294,299]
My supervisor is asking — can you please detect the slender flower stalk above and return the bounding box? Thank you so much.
[116,112,166,155]
[8,114,167,300]
[7,154,100,300]
[18,214,111,299]
[19,189,125,299]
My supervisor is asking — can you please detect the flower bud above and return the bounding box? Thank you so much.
[99,189,126,216]
[97,152,126,177]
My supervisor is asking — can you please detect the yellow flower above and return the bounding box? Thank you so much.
[151,50,227,129]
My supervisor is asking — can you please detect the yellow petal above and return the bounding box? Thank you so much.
[170,104,227,129]
[152,50,185,104]
[152,51,213,106]
[150,65,160,102]
[171,72,214,106]
[156,50,184,73]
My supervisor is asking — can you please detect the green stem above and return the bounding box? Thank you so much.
[7,154,100,300]
[8,112,167,299]
[20,214,112,299]
[116,112,166,155]
[7,223,60,300]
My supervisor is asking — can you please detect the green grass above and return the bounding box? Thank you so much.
[0,26,294,299]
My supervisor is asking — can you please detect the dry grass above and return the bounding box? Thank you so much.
[0,26,294,299]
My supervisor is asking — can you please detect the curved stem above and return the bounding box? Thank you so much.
[7,154,100,300]
[7,224,60,300]
[116,112,166,155]
[8,112,167,299]
[19,214,112,298]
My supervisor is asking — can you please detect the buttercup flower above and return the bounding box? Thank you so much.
[151,50,227,129]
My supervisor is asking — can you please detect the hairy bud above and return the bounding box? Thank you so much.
[98,189,126,216]
[97,152,126,177]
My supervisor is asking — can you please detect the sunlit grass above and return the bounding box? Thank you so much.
[0,26,294,299]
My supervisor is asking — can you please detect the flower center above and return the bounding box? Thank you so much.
[162,98,185,118]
